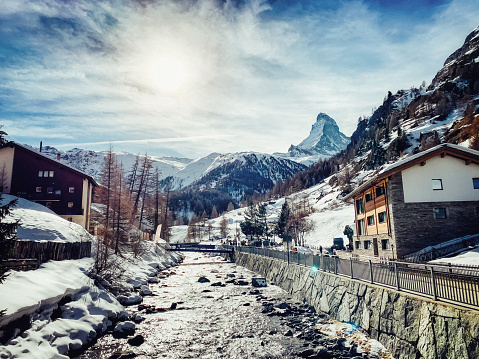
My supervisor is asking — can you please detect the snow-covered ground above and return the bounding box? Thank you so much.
[430,247,479,266]
[0,196,182,359]
[170,177,355,250]
[4,195,90,243]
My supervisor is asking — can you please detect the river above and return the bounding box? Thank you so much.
[76,252,391,359]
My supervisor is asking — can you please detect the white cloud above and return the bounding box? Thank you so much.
[1,0,479,158]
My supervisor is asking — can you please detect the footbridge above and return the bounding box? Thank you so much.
[168,243,234,254]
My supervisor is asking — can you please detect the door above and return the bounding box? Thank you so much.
[373,238,379,256]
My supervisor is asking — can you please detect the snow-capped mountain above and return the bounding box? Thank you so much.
[37,145,306,201]
[165,152,221,189]
[38,146,193,181]
[275,113,350,165]
[186,152,307,201]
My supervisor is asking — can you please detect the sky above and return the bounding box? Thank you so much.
[1,0,478,159]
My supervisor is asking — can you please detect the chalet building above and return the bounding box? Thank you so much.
[0,142,97,230]
[344,143,479,259]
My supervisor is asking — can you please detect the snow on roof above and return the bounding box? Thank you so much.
[2,195,92,242]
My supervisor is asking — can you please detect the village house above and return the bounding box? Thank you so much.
[344,143,479,259]
[0,142,97,231]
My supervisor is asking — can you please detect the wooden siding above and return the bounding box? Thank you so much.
[353,179,390,239]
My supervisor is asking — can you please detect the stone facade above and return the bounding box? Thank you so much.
[236,252,479,359]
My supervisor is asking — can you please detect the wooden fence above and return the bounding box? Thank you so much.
[10,240,91,264]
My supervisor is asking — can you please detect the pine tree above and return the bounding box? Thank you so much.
[275,201,290,239]
[227,202,235,212]
[257,203,267,240]
[211,205,218,219]
[240,202,256,240]
[0,195,19,283]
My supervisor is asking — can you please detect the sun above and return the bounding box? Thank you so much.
[149,57,187,93]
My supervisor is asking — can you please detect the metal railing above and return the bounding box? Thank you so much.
[235,246,479,308]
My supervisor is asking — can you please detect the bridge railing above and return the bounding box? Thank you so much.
[235,246,479,308]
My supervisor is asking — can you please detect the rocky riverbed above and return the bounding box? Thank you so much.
[76,252,392,359]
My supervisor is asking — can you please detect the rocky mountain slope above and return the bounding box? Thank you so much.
[184,152,307,200]
[344,25,479,174]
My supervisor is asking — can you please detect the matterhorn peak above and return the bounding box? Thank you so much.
[293,113,350,156]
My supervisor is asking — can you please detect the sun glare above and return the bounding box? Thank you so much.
[149,57,187,93]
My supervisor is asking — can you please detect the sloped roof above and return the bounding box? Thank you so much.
[5,141,98,186]
[344,143,479,201]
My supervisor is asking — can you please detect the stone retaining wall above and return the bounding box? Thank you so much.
[236,252,479,359]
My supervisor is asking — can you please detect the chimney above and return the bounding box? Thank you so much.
[39,141,42,153]
[57,153,61,161]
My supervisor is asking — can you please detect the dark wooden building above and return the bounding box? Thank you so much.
[344,144,479,259]
[0,142,97,230]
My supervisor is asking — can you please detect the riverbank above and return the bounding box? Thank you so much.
[78,252,391,359]
[235,251,479,359]
[0,242,182,358]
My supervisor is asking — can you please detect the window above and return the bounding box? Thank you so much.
[47,187,53,194]
[356,198,364,215]
[367,215,375,226]
[364,240,371,249]
[378,211,386,223]
[357,219,365,235]
[376,186,385,197]
[68,202,74,208]
[43,171,49,177]
[473,178,479,189]
[365,193,373,202]
[46,202,52,209]
[69,187,75,193]
[432,179,443,190]
[381,239,390,250]
[55,190,61,195]
[38,171,43,177]
[434,208,447,219]
[36,187,42,193]
[355,241,361,249]
[49,171,54,177]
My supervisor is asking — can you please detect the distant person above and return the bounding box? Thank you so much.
[319,245,323,254]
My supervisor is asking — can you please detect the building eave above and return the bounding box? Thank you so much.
[344,143,479,201]
[5,142,99,187]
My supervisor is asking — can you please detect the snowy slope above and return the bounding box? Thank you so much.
[166,152,221,189]
[170,173,354,249]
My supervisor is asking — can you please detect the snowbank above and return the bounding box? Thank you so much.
[2,195,90,243]
[0,259,123,358]
[0,196,182,358]
[430,247,479,266]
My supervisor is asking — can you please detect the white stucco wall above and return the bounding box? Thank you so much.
[401,155,479,203]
